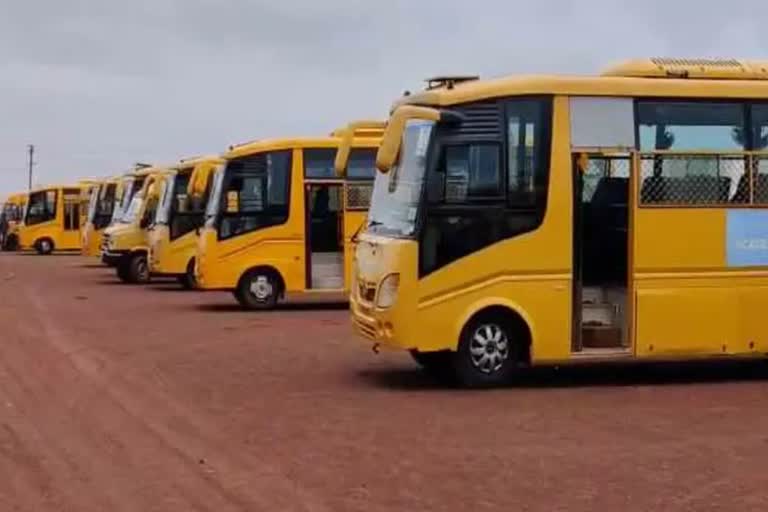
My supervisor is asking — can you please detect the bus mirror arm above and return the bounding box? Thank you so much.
[350,221,365,244]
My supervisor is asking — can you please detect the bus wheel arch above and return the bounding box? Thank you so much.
[452,304,533,388]
[234,266,285,310]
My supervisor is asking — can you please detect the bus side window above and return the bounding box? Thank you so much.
[420,98,553,277]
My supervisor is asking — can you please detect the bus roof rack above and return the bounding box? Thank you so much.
[602,58,768,80]
[424,75,480,90]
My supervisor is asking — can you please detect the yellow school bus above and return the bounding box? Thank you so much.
[147,155,223,288]
[1,192,27,251]
[195,124,383,309]
[101,166,170,282]
[105,164,154,232]
[99,165,157,267]
[18,184,92,254]
[81,176,125,257]
[343,59,768,387]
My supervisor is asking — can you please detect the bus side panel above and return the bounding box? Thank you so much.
[634,208,768,356]
[204,234,305,290]
[635,209,725,270]
[635,286,735,356]
[19,222,56,250]
[163,231,198,275]
[635,279,768,356]
[740,286,768,353]
[415,274,572,357]
[413,96,574,361]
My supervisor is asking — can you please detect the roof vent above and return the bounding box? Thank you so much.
[602,58,768,80]
[424,75,479,90]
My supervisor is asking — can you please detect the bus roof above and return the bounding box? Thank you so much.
[225,135,381,160]
[175,154,224,170]
[28,183,92,193]
[1,193,27,204]
[395,58,768,109]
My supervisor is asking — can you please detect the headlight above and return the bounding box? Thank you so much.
[376,273,400,309]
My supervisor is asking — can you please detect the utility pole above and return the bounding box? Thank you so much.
[27,145,35,190]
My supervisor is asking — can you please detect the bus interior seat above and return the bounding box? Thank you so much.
[583,177,628,286]
[641,175,667,203]
[642,175,731,204]
[732,174,750,203]
[734,174,768,203]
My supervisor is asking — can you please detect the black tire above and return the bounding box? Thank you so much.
[235,269,279,310]
[116,261,131,283]
[452,314,521,388]
[35,238,54,255]
[409,350,452,378]
[127,253,150,284]
[3,234,18,251]
[178,259,197,290]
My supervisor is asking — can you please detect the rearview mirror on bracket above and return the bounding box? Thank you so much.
[376,106,461,173]
[333,120,386,177]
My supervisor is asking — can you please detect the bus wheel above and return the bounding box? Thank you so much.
[35,238,54,255]
[235,270,279,310]
[178,259,197,290]
[453,314,518,388]
[409,350,452,378]
[116,262,131,283]
[4,234,18,251]
[127,253,150,284]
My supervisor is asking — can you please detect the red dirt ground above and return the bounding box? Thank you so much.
[1,253,767,511]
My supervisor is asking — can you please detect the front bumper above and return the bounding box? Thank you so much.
[101,249,128,266]
[350,295,408,350]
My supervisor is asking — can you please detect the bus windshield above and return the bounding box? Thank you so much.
[155,176,173,225]
[121,194,144,224]
[367,120,434,237]
[86,187,100,223]
[113,177,135,222]
[204,166,226,225]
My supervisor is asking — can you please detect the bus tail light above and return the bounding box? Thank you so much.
[376,273,400,309]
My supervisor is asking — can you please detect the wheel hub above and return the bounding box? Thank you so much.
[250,276,273,301]
[469,323,510,374]
[137,260,149,281]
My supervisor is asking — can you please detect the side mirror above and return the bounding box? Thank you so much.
[376,106,445,173]
[333,120,386,177]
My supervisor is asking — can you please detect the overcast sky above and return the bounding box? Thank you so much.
[2,0,768,197]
